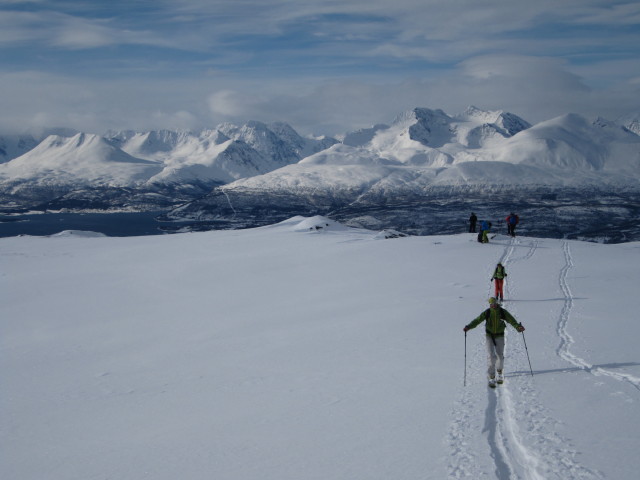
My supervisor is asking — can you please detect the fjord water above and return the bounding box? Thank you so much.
[0,212,179,238]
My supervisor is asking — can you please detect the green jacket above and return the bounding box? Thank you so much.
[492,265,507,280]
[466,306,520,336]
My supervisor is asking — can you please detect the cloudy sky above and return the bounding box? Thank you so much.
[1,0,639,136]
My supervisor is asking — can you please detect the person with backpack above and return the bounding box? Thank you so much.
[463,297,525,387]
[479,220,491,243]
[506,213,519,237]
[469,212,477,233]
[491,263,507,302]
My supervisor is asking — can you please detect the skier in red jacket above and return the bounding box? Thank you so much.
[506,213,519,237]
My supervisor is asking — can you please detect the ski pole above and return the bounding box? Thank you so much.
[464,331,467,386]
[521,330,534,377]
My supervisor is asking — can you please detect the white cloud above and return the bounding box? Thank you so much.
[0,10,173,50]
[208,90,261,118]
[0,1,639,135]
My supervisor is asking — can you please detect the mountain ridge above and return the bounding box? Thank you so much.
[1,107,639,225]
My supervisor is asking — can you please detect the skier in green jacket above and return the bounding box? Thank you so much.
[463,297,525,387]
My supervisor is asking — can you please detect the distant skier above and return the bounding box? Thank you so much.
[463,297,524,387]
[469,212,477,233]
[491,263,507,302]
[506,213,519,237]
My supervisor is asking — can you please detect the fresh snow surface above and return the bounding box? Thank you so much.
[2,216,640,480]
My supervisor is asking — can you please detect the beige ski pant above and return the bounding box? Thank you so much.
[485,334,505,377]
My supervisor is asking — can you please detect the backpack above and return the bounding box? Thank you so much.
[485,307,506,321]
[485,307,507,344]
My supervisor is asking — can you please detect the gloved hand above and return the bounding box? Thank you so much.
[517,324,525,332]
[490,278,494,281]
[463,326,469,332]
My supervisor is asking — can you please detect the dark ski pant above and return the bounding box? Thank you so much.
[486,334,505,378]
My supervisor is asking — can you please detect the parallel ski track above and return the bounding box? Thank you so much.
[557,241,640,391]
[447,236,602,479]
[491,238,546,480]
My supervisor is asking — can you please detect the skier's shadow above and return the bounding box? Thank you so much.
[507,362,640,377]
[505,297,588,303]
[483,389,512,479]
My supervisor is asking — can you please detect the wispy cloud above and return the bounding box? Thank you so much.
[0,12,166,51]
[0,0,638,135]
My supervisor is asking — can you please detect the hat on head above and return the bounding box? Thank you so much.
[488,297,497,305]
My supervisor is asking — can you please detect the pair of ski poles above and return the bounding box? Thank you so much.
[464,330,534,387]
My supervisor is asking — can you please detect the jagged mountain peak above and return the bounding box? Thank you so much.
[27,126,80,141]
[22,132,158,165]
[458,105,505,123]
[0,132,162,188]
[457,105,531,135]
[39,132,116,153]
[217,120,339,165]
[616,112,640,136]
[390,107,450,129]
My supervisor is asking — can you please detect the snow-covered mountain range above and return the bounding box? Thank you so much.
[193,108,640,196]
[0,121,337,210]
[155,108,640,241]
[1,106,639,241]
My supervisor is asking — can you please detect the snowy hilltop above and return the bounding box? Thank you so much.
[2,218,640,479]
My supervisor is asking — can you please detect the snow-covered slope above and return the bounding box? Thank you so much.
[0,133,162,185]
[0,122,338,209]
[2,219,639,479]
[107,122,337,185]
[107,121,337,182]
[493,114,640,174]
[207,108,640,196]
[111,129,268,184]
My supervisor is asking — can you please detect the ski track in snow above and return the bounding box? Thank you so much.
[446,237,602,479]
[557,241,640,391]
